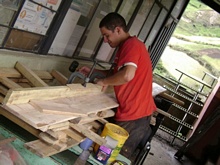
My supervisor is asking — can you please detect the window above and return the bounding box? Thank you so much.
[0,0,62,52]
[49,0,101,57]
[0,0,21,46]
[74,0,140,63]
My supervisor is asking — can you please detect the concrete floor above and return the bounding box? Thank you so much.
[144,136,196,165]
[143,130,198,165]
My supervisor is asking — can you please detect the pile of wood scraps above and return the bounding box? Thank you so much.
[0,61,119,157]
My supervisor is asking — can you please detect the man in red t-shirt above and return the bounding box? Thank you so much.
[79,12,156,159]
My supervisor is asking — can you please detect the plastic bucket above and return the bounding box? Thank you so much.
[97,123,129,164]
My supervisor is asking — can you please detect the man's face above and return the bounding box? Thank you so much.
[100,26,121,48]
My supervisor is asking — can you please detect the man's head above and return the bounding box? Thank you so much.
[99,12,129,48]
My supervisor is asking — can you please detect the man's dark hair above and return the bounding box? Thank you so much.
[99,12,128,32]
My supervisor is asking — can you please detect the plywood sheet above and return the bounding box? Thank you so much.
[3,103,77,131]
[2,83,118,132]
[24,138,79,158]
[29,93,118,116]
[3,83,103,104]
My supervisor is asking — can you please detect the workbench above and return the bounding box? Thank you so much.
[0,62,177,165]
[0,62,119,160]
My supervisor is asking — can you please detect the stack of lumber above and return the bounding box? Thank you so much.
[0,61,118,157]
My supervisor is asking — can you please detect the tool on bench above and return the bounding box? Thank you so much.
[67,60,105,86]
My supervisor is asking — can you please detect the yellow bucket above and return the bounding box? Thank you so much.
[97,123,129,164]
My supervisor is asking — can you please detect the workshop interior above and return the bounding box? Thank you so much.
[0,0,220,165]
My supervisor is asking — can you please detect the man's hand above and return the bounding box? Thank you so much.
[78,66,91,76]
[95,78,108,92]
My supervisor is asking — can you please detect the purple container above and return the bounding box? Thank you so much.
[95,145,112,164]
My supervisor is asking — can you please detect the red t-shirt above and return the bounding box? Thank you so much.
[113,36,156,121]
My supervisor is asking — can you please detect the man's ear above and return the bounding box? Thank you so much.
[115,27,121,34]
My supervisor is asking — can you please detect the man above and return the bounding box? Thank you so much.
[79,12,156,159]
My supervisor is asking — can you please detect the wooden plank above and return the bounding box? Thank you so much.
[78,109,114,124]
[0,106,41,137]
[33,70,53,80]
[0,94,4,103]
[2,84,118,132]
[2,104,78,131]
[39,132,67,151]
[10,78,51,83]
[0,67,53,79]
[150,116,156,126]
[45,130,67,140]
[156,108,171,118]
[69,117,82,124]
[97,118,109,125]
[24,138,79,157]
[51,70,67,85]
[47,121,70,130]
[159,92,185,106]
[52,125,69,132]
[16,82,32,88]
[29,94,118,116]
[0,77,22,89]
[70,123,106,146]
[0,84,8,95]
[63,128,85,142]
[29,99,87,116]
[88,111,107,117]
[15,62,49,87]
[0,67,22,78]
[84,121,103,131]
[3,83,103,105]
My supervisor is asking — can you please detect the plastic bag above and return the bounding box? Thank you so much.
[0,138,27,165]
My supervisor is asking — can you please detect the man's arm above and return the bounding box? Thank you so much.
[96,65,136,86]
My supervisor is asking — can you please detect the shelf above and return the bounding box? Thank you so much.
[154,70,216,144]
[155,74,209,97]
[173,104,198,118]
[159,125,188,142]
[169,115,193,129]
[164,86,204,106]
[169,77,209,97]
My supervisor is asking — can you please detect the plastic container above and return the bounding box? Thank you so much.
[96,123,129,164]
[79,138,93,150]
[95,145,112,164]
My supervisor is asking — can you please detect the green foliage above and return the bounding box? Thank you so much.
[153,60,174,78]
[153,60,166,75]
[186,0,211,11]
[175,0,220,37]
[201,56,220,76]
[155,0,220,79]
